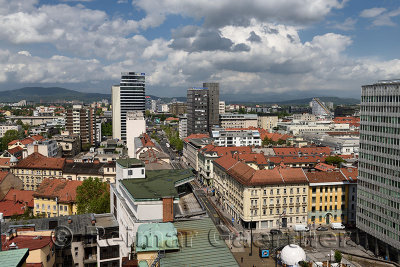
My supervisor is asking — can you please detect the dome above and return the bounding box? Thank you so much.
[280,244,306,266]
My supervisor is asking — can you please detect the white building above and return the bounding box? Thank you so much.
[311,98,332,117]
[219,101,225,114]
[219,113,258,128]
[0,124,22,138]
[302,132,359,155]
[24,140,60,158]
[112,72,145,142]
[211,128,261,147]
[257,116,278,131]
[126,111,146,158]
[178,114,187,139]
[279,121,350,136]
[292,113,316,122]
[110,158,194,260]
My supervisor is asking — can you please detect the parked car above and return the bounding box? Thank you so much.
[316,226,329,231]
[270,229,283,235]
[330,223,345,230]
[293,224,310,232]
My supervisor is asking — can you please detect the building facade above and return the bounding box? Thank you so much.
[112,72,145,142]
[211,128,261,147]
[11,153,65,190]
[203,82,220,131]
[358,80,400,260]
[257,116,278,131]
[178,114,187,139]
[187,88,209,135]
[220,113,258,129]
[0,124,21,138]
[66,105,96,146]
[213,156,309,230]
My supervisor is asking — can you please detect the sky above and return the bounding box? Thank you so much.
[0,0,400,100]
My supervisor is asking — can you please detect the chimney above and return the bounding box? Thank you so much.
[34,145,38,153]
[162,198,174,222]
[13,194,16,203]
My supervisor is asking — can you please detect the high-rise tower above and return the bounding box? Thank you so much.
[358,80,400,261]
[112,72,145,141]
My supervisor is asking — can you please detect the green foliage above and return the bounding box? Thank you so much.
[325,156,346,166]
[334,250,342,263]
[145,110,151,118]
[96,109,103,116]
[299,261,311,267]
[162,125,183,151]
[101,122,112,137]
[1,129,22,151]
[76,177,110,214]
[10,208,45,221]
[262,137,287,147]
[82,143,92,151]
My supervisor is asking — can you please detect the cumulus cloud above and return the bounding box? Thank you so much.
[0,0,399,98]
[360,7,400,27]
[133,0,348,28]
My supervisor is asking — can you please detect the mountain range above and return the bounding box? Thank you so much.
[0,87,360,105]
[0,87,110,103]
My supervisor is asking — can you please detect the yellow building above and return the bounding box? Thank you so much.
[213,155,309,230]
[33,178,82,218]
[11,152,65,190]
[305,170,353,225]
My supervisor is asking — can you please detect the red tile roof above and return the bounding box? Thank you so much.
[233,153,268,165]
[15,153,65,170]
[165,117,179,121]
[200,145,252,157]
[8,135,45,147]
[0,200,27,217]
[273,146,331,156]
[214,156,308,186]
[305,171,347,184]
[0,171,9,183]
[267,155,326,165]
[213,155,239,170]
[2,235,53,251]
[33,178,82,203]
[7,146,23,155]
[0,158,11,167]
[315,163,336,172]
[140,133,155,147]
[184,133,209,143]
[4,189,34,207]
[340,167,358,182]
[333,117,360,127]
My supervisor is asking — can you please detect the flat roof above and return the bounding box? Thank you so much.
[136,222,179,253]
[117,158,145,168]
[160,218,238,266]
[121,169,194,200]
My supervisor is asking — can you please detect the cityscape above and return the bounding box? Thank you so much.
[0,1,399,267]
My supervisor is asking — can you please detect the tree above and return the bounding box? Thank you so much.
[1,129,21,151]
[325,156,346,167]
[101,122,112,137]
[76,177,110,214]
[334,250,342,263]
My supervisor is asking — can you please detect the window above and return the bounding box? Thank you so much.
[128,170,133,175]
[263,190,266,195]
[270,189,273,195]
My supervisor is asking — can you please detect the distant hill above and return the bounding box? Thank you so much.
[0,87,110,103]
[274,97,360,105]
[146,94,186,103]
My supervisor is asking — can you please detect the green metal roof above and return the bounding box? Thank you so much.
[0,248,29,267]
[160,218,239,267]
[136,222,179,253]
[117,158,145,168]
[121,169,194,200]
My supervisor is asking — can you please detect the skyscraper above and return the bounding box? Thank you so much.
[203,82,220,131]
[66,105,96,146]
[112,72,145,141]
[186,83,219,135]
[311,98,331,117]
[358,80,400,262]
[187,87,208,135]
